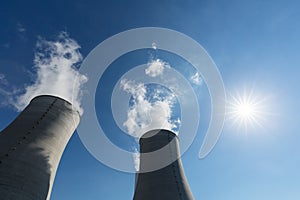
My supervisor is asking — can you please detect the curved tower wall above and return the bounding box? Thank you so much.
[133,129,194,200]
[0,95,80,200]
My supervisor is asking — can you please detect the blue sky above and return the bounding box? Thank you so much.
[1,0,300,199]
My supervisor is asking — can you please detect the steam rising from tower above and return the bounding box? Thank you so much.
[0,95,80,200]
[3,32,87,115]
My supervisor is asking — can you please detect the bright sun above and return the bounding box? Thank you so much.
[236,102,255,118]
[228,91,266,129]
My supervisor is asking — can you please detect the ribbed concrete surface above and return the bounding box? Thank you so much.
[0,95,80,200]
[133,129,194,200]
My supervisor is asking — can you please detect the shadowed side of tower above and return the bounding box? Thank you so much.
[133,129,194,200]
[0,95,80,200]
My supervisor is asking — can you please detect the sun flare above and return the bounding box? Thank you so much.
[228,91,266,129]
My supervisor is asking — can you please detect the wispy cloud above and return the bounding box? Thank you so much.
[151,42,157,50]
[190,72,203,85]
[145,59,170,78]
[120,79,180,138]
[0,74,7,85]
[3,43,10,48]
[17,23,26,33]
[6,32,87,114]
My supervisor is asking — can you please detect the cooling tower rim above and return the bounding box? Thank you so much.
[30,95,80,116]
[140,129,178,140]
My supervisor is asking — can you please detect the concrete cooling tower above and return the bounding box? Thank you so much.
[133,129,194,200]
[0,95,80,200]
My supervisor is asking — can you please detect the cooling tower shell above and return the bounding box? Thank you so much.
[133,129,194,200]
[0,95,80,200]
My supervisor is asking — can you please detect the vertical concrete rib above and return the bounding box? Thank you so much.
[0,95,80,200]
[133,129,194,200]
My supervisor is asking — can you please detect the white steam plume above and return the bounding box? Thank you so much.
[132,148,140,172]
[14,32,87,114]
[120,79,180,138]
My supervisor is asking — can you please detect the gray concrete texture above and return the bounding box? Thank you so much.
[133,129,194,200]
[0,95,80,200]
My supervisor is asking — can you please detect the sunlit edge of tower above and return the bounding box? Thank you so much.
[0,95,80,200]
